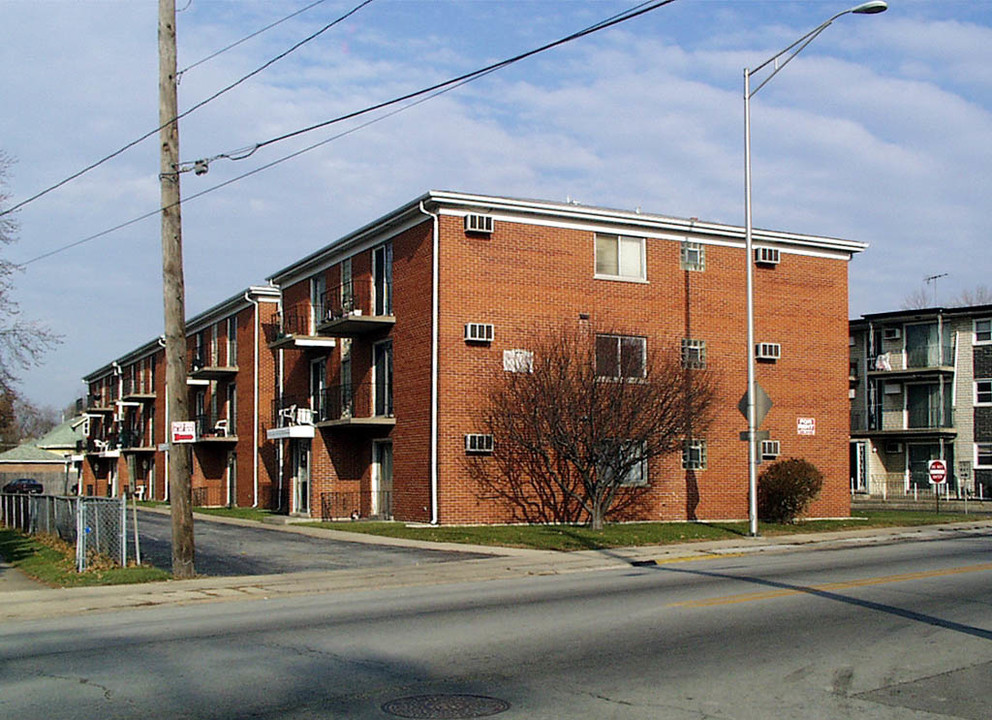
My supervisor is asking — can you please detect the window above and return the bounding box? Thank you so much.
[595,334,646,379]
[227,317,238,366]
[976,319,992,344]
[681,338,706,369]
[976,443,992,468]
[595,233,645,280]
[682,439,707,470]
[503,349,534,373]
[680,241,705,272]
[599,440,648,487]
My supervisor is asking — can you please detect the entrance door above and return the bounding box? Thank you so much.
[372,441,393,519]
[291,440,310,515]
[373,340,393,417]
[373,243,393,316]
[849,441,868,494]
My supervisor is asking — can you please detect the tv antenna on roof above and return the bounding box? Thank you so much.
[925,273,948,306]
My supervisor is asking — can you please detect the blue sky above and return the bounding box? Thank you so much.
[1,0,990,410]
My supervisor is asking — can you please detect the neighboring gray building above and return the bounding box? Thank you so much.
[0,417,86,493]
[849,304,992,499]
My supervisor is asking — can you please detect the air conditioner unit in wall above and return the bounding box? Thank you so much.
[755,342,782,361]
[464,434,495,454]
[883,327,901,341]
[754,246,781,265]
[760,439,781,460]
[464,322,495,343]
[464,214,495,235]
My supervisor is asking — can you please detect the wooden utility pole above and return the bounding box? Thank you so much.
[159,0,195,578]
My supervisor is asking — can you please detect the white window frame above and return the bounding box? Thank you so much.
[680,241,705,272]
[975,379,992,406]
[975,443,992,469]
[975,318,992,345]
[681,338,707,369]
[595,233,646,282]
[682,439,707,470]
[595,334,647,379]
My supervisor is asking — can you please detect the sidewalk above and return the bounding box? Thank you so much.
[2,517,990,622]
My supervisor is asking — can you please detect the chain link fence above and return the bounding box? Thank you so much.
[0,494,141,572]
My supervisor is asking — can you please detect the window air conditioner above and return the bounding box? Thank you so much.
[464,434,495,454]
[464,322,495,343]
[755,342,782,361]
[464,213,495,235]
[883,328,901,341]
[760,439,781,460]
[754,246,781,265]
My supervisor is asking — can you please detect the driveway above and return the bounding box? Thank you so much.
[137,510,488,577]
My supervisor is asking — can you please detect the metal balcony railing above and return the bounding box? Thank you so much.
[319,382,392,422]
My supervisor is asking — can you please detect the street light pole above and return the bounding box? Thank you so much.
[743,1,887,537]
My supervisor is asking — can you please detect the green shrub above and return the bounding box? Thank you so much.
[757,458,824,524]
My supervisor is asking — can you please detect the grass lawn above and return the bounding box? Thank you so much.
[305,509,992,552]
[0,528,170,588]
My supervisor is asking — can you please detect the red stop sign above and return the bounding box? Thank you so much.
[928,459,948,484]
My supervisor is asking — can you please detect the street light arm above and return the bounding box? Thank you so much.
[746,1,886,98]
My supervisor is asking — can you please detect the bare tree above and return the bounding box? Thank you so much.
[471,323,717,530]
[950,285,992,308]
[0,152,59,388]
[900,287,931,310]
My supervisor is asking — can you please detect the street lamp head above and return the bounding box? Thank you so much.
[851,1,888,14]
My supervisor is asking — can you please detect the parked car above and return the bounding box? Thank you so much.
[2,478,44,494]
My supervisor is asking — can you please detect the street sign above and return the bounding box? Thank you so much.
[171,421,196,444]
[738,383,773,427]
[928,459,948,484]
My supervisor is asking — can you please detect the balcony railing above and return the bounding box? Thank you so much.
[119,429,154,450]
[319,490,392,520]
[319,383,392,423]
[193,413,235,441]
[851,408,953,432]
[870,343,955,372]
[122,377,155,399]
[317,279,395,336]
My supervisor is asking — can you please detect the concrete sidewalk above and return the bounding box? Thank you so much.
[2,517,991,622]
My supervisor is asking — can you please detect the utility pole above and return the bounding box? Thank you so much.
[159,0,195,578]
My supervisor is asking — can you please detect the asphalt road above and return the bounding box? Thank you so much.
[2,528,990,719]
[135,510,488,576]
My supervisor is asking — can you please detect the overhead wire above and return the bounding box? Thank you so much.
[19,0,679,267]
[0,0,375,218]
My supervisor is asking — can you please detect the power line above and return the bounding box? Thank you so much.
[178,0,331,79]
[0,0,375,218]
[19,0,679,267]
[194,0,674,170]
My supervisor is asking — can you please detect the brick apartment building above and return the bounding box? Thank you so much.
[849,304,992,500]
[80,191,864,524]
[80,286,280,505]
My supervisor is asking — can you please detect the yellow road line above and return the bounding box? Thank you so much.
[667,562,992,608]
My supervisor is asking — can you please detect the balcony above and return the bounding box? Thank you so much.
[85,394,116,414]
[86,437,121,458]
[121,377,156,402]
[119,429,156,453]
[316,383,394,430]
[189,353,238,381]
[267,395,316,440]
[851,408,956,439]
[193,414,237,444]
[316,279,395,337]
[867,343,954,378]
[266,306,336,351]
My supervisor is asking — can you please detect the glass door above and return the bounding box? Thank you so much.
[372,441,393,519]
[373,243,393,316]
[374,340,393,417]
[291,440,310,515]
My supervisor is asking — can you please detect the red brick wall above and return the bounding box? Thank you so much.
[433,214,851,523]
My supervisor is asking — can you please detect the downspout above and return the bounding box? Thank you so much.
[419,200,440,525]
[156,337,169,501]
[245,291,261,507]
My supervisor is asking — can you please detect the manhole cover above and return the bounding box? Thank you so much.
[381,694,511,719]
